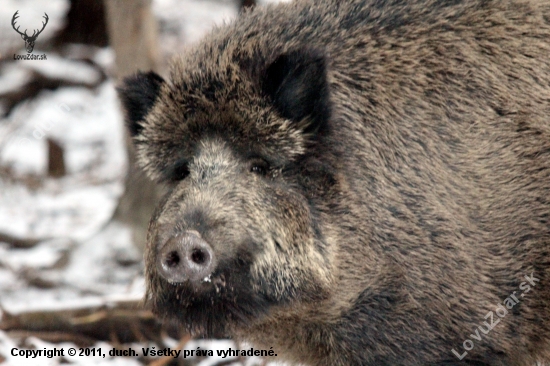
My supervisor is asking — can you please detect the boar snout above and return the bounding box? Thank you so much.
[156,230,216,284]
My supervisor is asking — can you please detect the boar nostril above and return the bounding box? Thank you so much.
[157,231,216,284]
[191,248,208,265]
[165,251,181,268]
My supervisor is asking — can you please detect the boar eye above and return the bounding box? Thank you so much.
[249,159,270,176]
[172,161,190,181]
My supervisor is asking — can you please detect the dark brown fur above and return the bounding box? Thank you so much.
[118,0,550,365]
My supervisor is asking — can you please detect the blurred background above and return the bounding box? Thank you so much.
[0,1,289,365]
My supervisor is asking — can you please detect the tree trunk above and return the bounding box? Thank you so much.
[103,0,163,250]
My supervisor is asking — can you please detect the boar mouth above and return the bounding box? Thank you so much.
[146,255,274,337]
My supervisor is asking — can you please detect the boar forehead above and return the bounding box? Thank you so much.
[191,139,239,177]
[135,62,308,182]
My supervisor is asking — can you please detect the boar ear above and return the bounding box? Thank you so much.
[262,49,330,134]
[117,71,165,137]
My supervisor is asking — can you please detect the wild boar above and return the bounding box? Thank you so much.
[117,0,550,364]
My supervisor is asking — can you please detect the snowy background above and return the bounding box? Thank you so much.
[0,1,292,365]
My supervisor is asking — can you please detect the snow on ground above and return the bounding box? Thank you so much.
[0,1,291,365]
[19,53,103,86]
[0,63,33,96]
[153,0,237,54]
[0,81,126,241]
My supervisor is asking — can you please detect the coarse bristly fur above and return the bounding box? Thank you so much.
[117,0,550,365]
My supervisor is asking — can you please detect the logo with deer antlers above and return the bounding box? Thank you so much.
[11,11,49,54]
